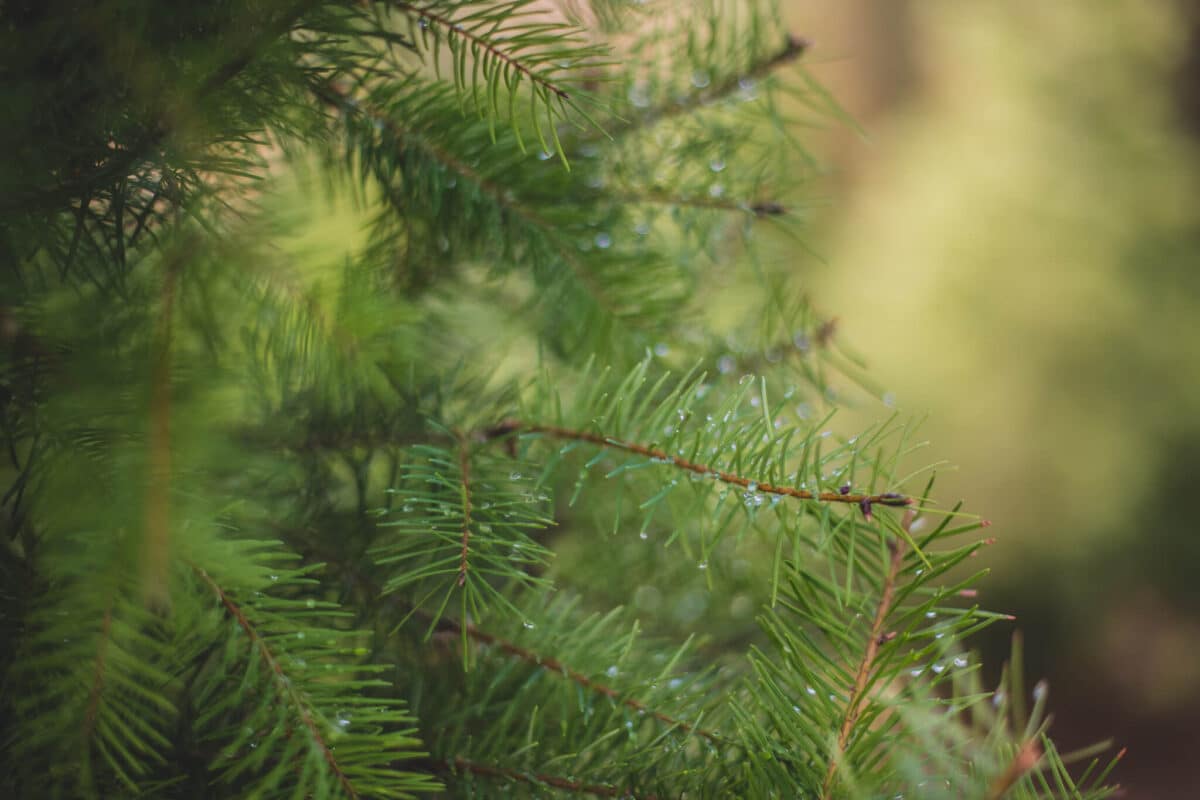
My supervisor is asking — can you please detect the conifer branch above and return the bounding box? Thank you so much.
[319,81,624,320]
[613,33,810,136]
[615,191,787,218]
[190,564,360,800]
[388,1,572,99]
[424,611,719,742]
[456,431,473,587]
[820,514,910,798]
[986,739,1042,799]
[143,253,181,609]
[81,605,114,742]
[446,755,655,799]
[484,420,913,508]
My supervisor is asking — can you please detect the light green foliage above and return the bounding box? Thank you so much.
[0,1,1119,798]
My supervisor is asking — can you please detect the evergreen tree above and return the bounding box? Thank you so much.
[0,1,1120,797]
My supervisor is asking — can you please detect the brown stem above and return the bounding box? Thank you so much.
[421,610,719,742]
[446,756,655,799]
[820,515,910,798]
[81,604,114,740]
[986,739,1042,799]
[456,431,472,587]
[190,564,359,799]
[389,1,572,99]
[142,251,181,609]
[614,190,786,218]
[485,420,912,508]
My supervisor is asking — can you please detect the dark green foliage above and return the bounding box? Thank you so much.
[0,1,1119,798]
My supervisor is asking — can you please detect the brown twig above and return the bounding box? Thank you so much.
[142,250,182,609]
[390,1,572,99]
[820,511,911,798]
[446,755,655,799]
[81,604,114,741]
[484,420,912,509]
[420,610,719,742]
[456,431,473,586]
[614,190,787,218]
[190,563,359,799]
[986,739,1042,799]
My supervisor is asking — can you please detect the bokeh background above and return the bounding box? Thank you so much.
[786,2,1200,797]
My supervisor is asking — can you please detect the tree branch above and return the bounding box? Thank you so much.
[317,80,626,322]
[611,33,810,136]
[613,190,787,218]
[388,1,572,99]
[419,610,719,742]
[986,739,1042,799]
[81,605,114,742]
[190,564,359,800]
[484,420,913,509]
[444,755,656,799]
[820,511,912,798]
[456,431,473,587]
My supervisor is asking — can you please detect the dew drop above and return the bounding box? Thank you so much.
[522,620,535,629]
[306,599,316,608]
[594,232,612,249]
[708,183,725,198]
[709,158,726,173]
[691,70,711,88]
[953,656,969,668]
[628,81,651,108]
[931,663,946,674]
[639,531,649,540]
[697,561,708,570]
[537,149,555,161]
[654,342,669,357]
[510,471,522,480]
[606,665,619,678]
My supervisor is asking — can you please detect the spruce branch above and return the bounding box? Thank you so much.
[821,512,911,798]
[615,190,787,218]
[189,563,360,800]
[142,249,183,610]
[445,756,655,799]
[81,604,114,744]
[455,431,473,587]
[610,33,810,137]
[388,1,572,99]
[484,420,913,509]
[987,739,1042,800]
[317,80,621,320]
[424,611,719,742]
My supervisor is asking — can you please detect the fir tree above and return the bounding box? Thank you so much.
[0,1,1121,798]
